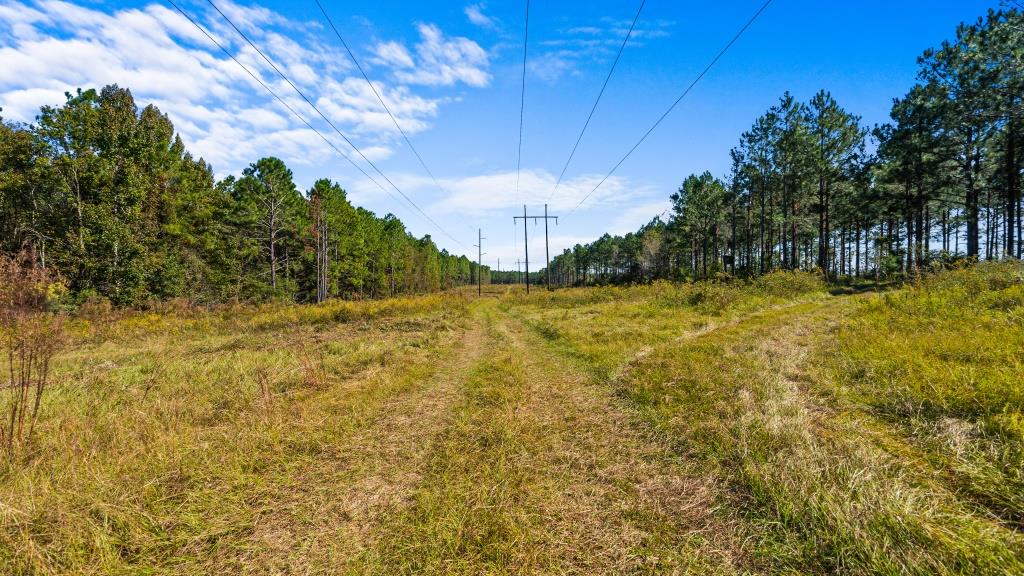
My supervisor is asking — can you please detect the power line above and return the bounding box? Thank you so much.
[164,0,397,207]
[313,0,471,234]
[515,0,531,197]
[205,0,466,249]
[548,0,646,202]
[567,0,775,216]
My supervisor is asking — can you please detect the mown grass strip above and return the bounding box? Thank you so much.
[362,307,546,574]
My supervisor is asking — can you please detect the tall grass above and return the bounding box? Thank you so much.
[502,270,826,316]
[827,261,1024,524]
[4,262,1022,573]
[616,301,1024,573]
[0,289,467,573]
[516,264,1024,573]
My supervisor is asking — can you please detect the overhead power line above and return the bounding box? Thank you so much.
[567,0,776,216]
[164,0,399,207]
[515,0,531,197]
[313,0,472,234]
[548,0,646,202]
[205,0,466,249]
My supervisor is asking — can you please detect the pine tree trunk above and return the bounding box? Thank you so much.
[818,177,830,277]
[855,225,861,277]
[1006,117,1017,258]
[966,139,980,258]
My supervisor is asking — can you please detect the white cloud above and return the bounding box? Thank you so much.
[375,23,490,87]
[0,0,485,179]
[211,0,282,35]
[528,51,579,83]
[567,26,602,36]
[348,168,655,216]
[609,199,671,235]
[358,145,394,162]
[373,41,415,69]
[464,3,496,30]
[530,16,675,82]
[315,77,439,136]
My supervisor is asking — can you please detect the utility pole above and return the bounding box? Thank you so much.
[516,259,523,286]
[474,228,486,296]
[543,203,558,289]
[513,204,558,293]
[514,205,530,294]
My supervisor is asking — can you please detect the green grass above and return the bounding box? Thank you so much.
[363,310,543,573]
[825,262,1024,527]
[2,264,1023,574]
[512,263,1024,574]
[0,296,469,574]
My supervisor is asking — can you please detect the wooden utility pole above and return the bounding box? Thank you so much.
[514,204,559,293]
[474,228,486,296]
[514,205,530,294]
[543,203,558,289]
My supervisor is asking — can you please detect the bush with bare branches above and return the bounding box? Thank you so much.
[0,251,65,456]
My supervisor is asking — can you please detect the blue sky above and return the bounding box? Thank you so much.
[0,0,1009,267]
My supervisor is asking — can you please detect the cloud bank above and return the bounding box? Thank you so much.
[0,0,490,177]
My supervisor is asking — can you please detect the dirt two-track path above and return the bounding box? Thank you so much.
[229,296,846,575]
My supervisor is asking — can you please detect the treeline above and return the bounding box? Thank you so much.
[0,86,488,306]
[545,8,1022,285]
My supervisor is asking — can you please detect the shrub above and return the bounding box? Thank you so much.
[0,251,66,456]
[751,270,826,298]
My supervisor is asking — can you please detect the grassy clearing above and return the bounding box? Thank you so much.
[504,270,829,381]
[0,296,469,574]
[2,265,1023,574]
[618,302,1023,573]
[363,303,746,574]
[361,307,543,573]
[514,264,1024,574]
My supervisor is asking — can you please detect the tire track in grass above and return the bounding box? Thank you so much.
[503,306,750,574]
[199,309,489,574]
[366,302,748,574]
[618,299,1024,574]
[359,304,547,574]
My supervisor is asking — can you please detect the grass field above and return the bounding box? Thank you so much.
[1,263,1023,574]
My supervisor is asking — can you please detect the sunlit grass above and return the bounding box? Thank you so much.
[826,261,1024,525]
[0,295,468,574]
[516,262,1024,574]
[2,265,1023,573]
